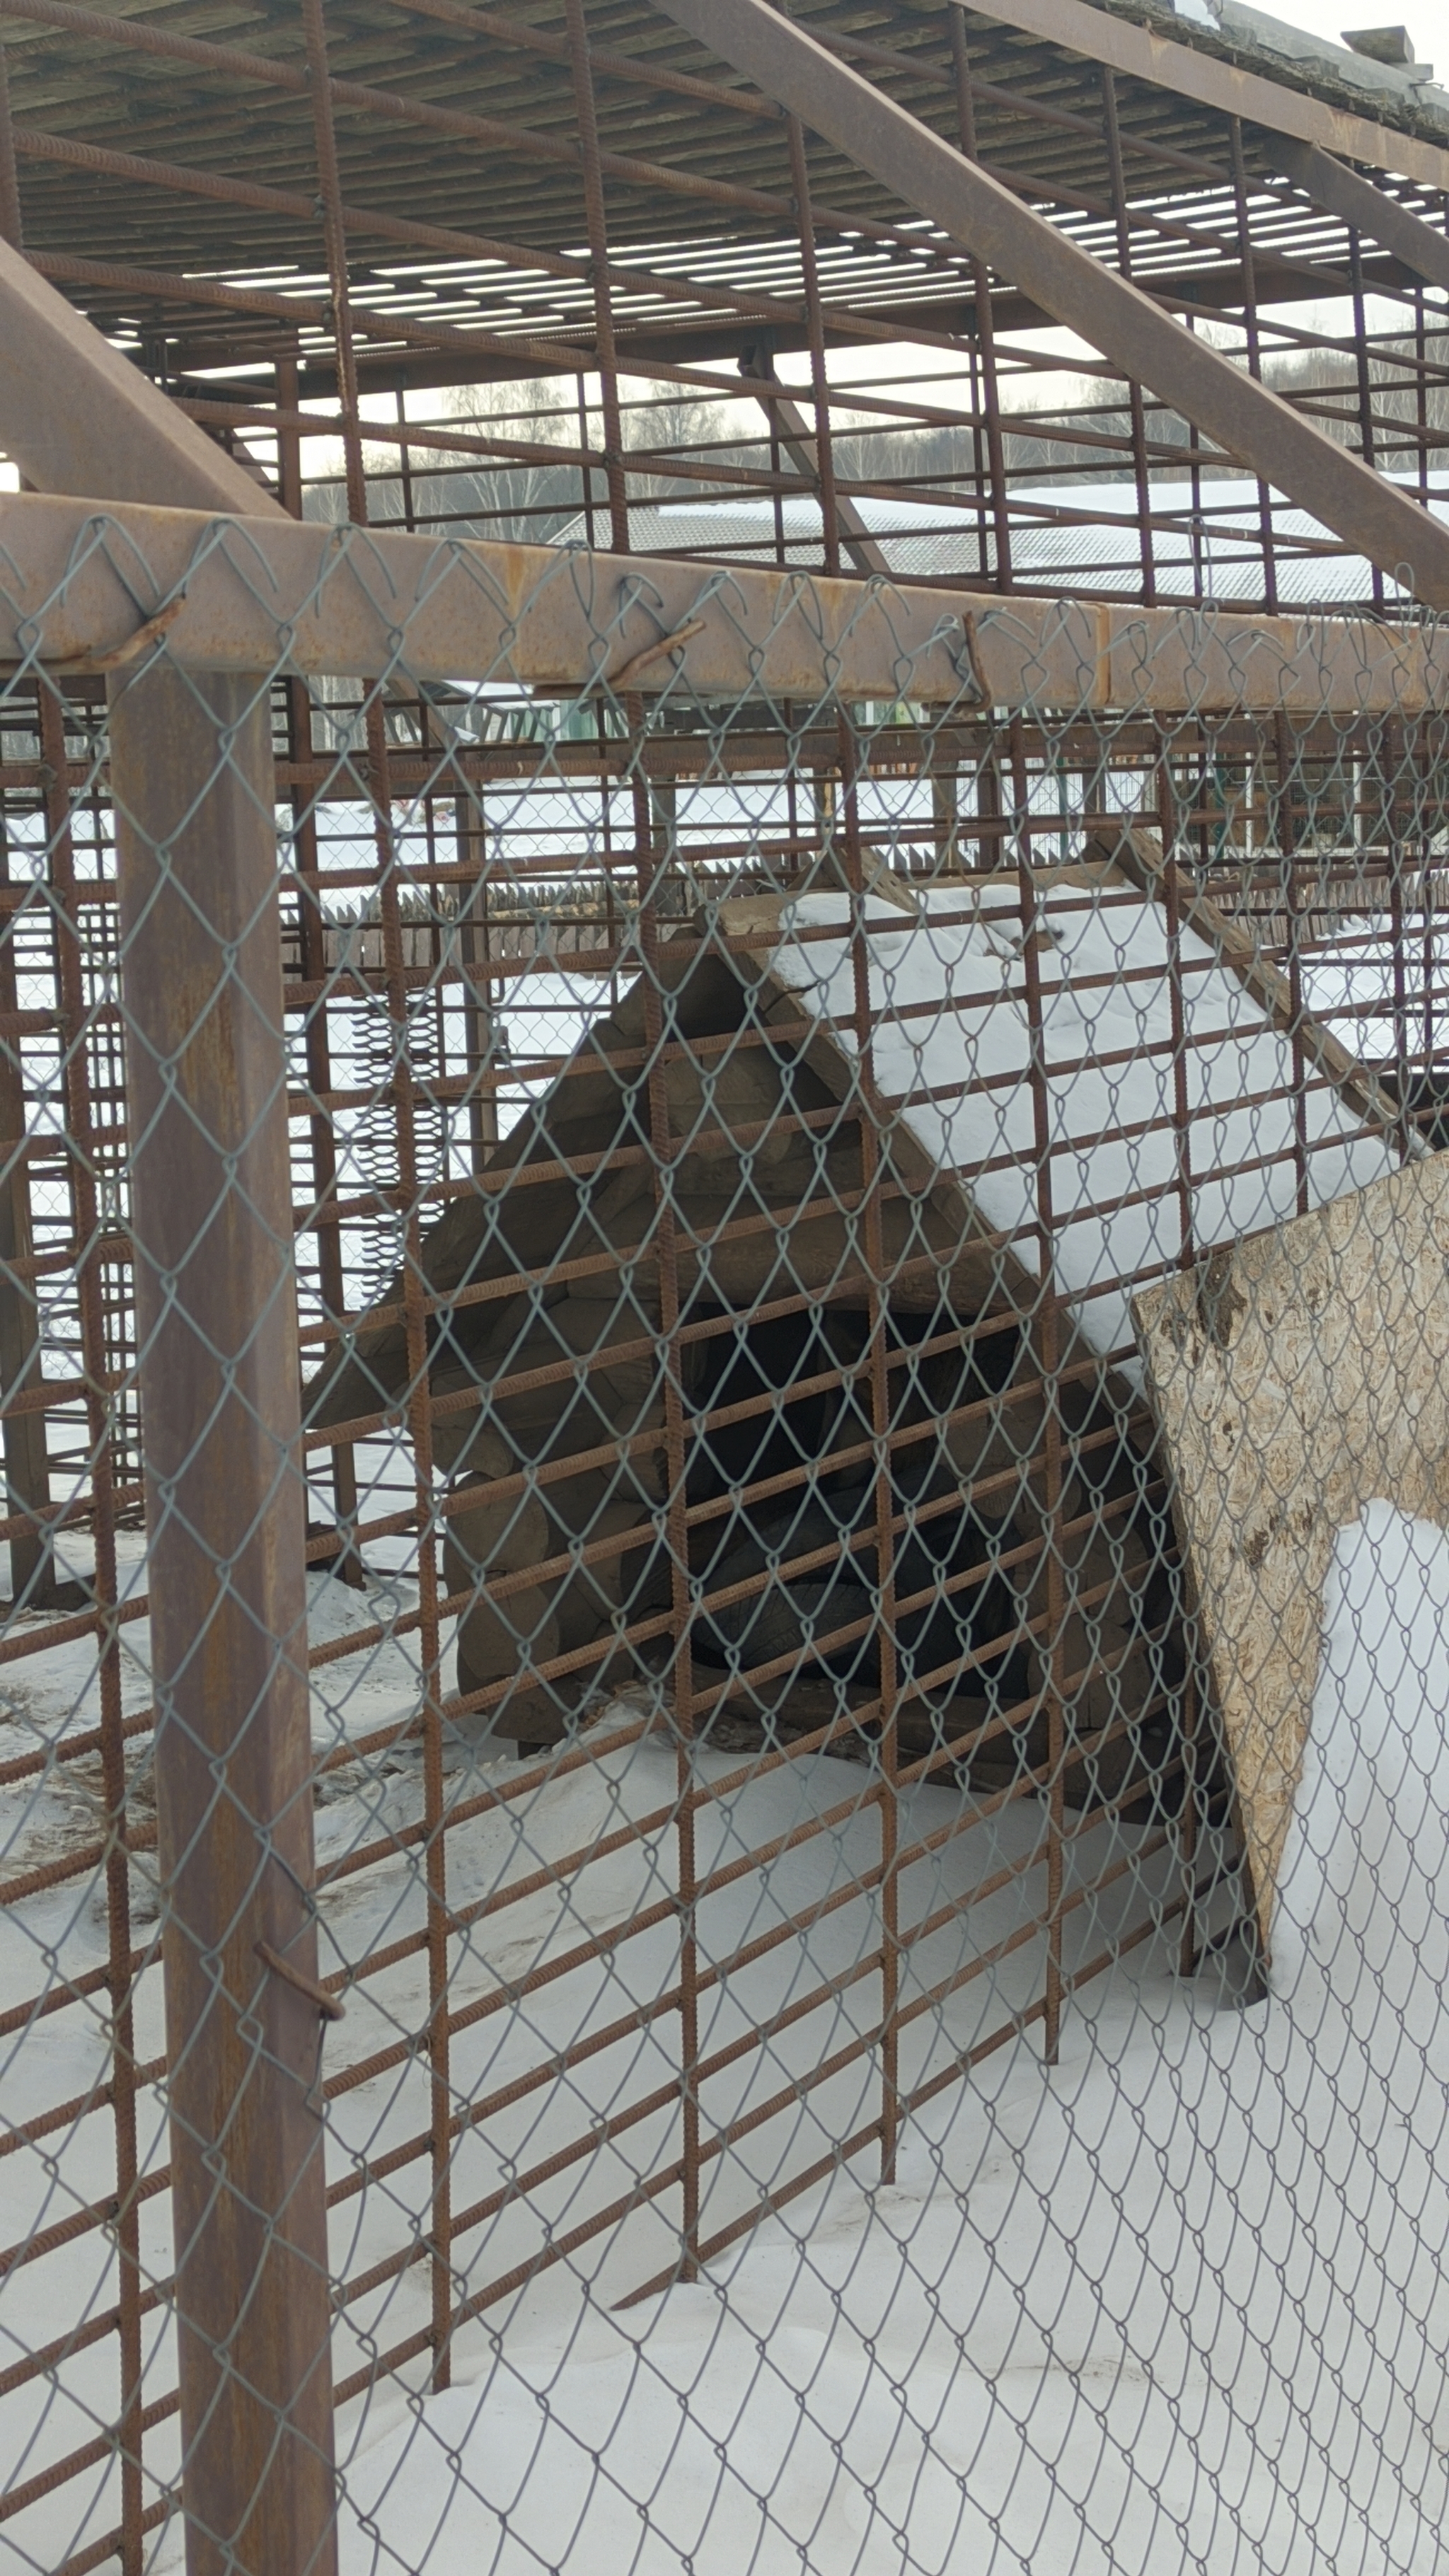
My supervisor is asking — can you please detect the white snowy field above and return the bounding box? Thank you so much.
[5,1507,1449,2574]
[328,1501,1449,2576]
[9,1506,1443,2574]
[0,1542,1182,2575]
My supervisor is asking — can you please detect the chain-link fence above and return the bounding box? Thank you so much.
[1,508,1448,2574]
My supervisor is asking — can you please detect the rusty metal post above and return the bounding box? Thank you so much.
[0,54,56,1610]
[108,657,337,2576]
[0,838,50,1606]
[456,797,500,1174]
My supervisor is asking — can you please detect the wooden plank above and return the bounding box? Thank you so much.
[1134,1155,1449,1956]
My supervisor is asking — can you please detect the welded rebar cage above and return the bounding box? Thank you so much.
[4,1,1449,2570]
[0,502,1445,2571]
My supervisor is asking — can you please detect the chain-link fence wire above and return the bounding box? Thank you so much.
[1,520,1447,2575]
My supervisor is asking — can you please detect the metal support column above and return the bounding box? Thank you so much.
[110,658,337,2576]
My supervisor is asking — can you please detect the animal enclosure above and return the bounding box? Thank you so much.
[1,509,1448,2572]
[1,2,1449,2571]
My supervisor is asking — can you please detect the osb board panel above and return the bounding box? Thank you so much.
[1133,1155,1449,1954]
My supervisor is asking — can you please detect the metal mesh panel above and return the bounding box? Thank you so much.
[1,518,1447,2575]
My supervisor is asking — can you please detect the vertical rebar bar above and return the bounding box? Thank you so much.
[301,0,366,529]
[839,719,901,2179]
[1415,288,1429,512]
[568,0,702,2274]
[1010,716,1066,2062]
[1228,120,1278,615]
[1099,69,1156,606]
[787,115,841,578]
[1273,711,1310,1214]
[1385,715,1410,1096]
[575,372,599,545]
[0,35,23,250]
[0,50,51,1612]
[949,20,1012,590]
[396,385,417,531]
[42,676,144,2573]
[0,826,50,1607]
[1153,738,1200,1980]
[566,0,629,552]
[278,348,362,1585]
[1346,220,1385,613]
[301,0,451,2386]
[456,795,498,1174]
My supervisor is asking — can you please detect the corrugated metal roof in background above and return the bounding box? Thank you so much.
[553,480,1449,606]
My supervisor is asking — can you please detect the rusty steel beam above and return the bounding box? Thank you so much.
[0,173,330,2576]
[4,488,1449,717]
[0,235,283,514]
[648,0,1449,611]
[109,659,337,2576]
[965,0,1449,193]
[740,348,891,574]
[1277,140,1449,293]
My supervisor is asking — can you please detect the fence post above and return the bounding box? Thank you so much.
[108,657,337,2576]
[0,833,51,1603]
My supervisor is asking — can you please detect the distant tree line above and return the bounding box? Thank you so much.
[299,327,1449,539]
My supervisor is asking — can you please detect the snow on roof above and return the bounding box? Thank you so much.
[1187,0,1449,133]
[757,872,1399,1370]
[554,482,1449,608]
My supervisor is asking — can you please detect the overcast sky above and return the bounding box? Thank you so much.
[1258,0,1442,74]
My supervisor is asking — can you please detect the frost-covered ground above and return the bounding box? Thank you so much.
[6,1511,1448,2575]
[331,1503,1449,2576]
[0,1542,1183,2575]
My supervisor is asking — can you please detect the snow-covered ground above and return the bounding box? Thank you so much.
[8,1508,1443,2574]
[327,1503,1449,2576]
[6,795,1449,2569]
[0,1540,462,2575]
[0,1547,1189,2574]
